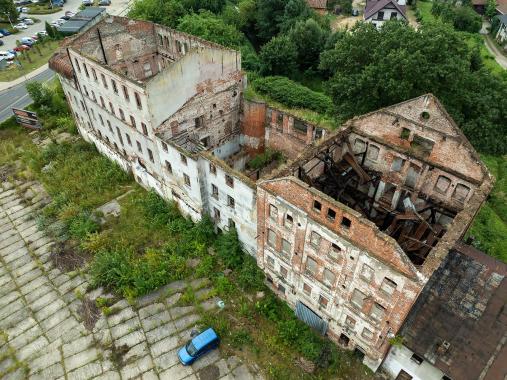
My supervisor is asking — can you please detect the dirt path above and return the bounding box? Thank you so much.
[483,35,507,70]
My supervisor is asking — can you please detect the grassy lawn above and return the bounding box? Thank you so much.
[0,40,59,82]
[467,155,507,262]
[27,4,62,15]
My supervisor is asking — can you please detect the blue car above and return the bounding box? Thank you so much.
[178,328,220,365]
[0,29,11,36]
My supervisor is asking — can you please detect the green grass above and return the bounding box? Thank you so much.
[26,5,62,15]
[0,40,59,82]
[244,85,337,130]
[416,1,434,24]
[467,155,507,262]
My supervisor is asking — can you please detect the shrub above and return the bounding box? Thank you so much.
[195,255,216,278]
[68,211,99,240]
[253,76,333,114]
[236,255,265,291]
[246,148,283,170]
[230,329,253,348]
[137,191,181,226]
[215,228,244,269]
[214,275,235,296]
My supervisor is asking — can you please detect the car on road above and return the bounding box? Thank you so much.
[178,328,220,366]
[36,31,47,37]
[23,18,34,25]
[82,0,93,5]
[98,0,111,5]
[14,23,28,30]
[0,40,4,47]
[65,11,75,17]
[0,29,11,36]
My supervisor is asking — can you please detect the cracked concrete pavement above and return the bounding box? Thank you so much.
[0,179,262,380]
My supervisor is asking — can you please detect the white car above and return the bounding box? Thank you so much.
[0,51,16,60]
[15,23,28,30]
[21,7,29,13]
[56,18,66,25]
[23,18,34,25]
[36,31,48,37]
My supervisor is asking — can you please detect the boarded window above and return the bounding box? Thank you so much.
[380,278,397,296]
[354,138,366,152]
[435,175,451,193]
[405,164,421,188]
[391,157,405,172]
[323,269,336,286]
[367,145,380,161]
[293,119,307,133]
[267,229,276,247]
[361,264,374,282]
[269,204,278,220]
[310,231,321,248]
[305,256,317,276]
[370,303,386,322]
[351,288,366,309]
[266,255,274,268]
[318,295,329,308]
[453,183,470,202]
[281,239,291,257]
[362,328,374,340]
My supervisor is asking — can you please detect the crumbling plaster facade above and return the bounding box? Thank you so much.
[50,15,493,374]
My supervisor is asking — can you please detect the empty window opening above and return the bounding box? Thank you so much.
[313,200,322,212]
[410,353,424,365]
[341,217,351,229]
[225,174,234,188]
[211,184,218,199]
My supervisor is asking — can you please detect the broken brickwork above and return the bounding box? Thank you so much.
[257,94,493,370]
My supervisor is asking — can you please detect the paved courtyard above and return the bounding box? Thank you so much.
[0,179,262,380]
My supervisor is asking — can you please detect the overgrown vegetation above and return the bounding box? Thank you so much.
[246,148,283,170]
[253,76,333,114]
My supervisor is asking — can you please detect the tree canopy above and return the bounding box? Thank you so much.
[320,21,507,154]
[1,0,18,24]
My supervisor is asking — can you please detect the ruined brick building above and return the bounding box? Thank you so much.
[49,16,497,374]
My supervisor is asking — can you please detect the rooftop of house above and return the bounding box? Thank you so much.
[49,15,236,84]
[364,0,407,19]
[400,242,507,380]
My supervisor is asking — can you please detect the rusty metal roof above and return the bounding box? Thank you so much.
[400,242,507,380]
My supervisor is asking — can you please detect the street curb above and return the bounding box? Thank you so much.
[0,63,50,93]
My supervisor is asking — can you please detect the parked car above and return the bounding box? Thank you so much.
[98,0,111,5]
[14,23,28,30]
[21,37,36,46]
[0,40,4,47]
[14,45,30,51]
[23,18,34,25]
[36,31,47,37]
[65,11,75,17]
[21,7,29,13]
[56,18,67,25]
[178,328,219,365]
[0,32,3,38]
[0,29,11,36]
[0,51,16,60]
[82,0,93,5]
[53,0,64,6]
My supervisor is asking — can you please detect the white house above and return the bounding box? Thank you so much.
[364,0,407,28]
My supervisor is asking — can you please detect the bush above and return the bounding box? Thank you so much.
[246,148,282,170]
[236,255,265,291]
[215,228,244,269]
[68,211,99,240]
[253,76,333,114]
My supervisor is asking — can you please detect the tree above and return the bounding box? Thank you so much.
[279,0,313,32]
[182,0,226,14]
[177,11,243,48]
[452,6,482,33]
[319,21,507,154]
[485,0,497,19]
[259,34,298,76]
[45,21,56,38]
[255,0,286,43]
[288,18,329,70]
[0,0,18,25]
[128,0,186,28]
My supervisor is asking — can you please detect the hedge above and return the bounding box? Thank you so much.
[252,76,333,114]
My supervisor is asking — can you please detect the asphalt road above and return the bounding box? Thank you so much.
[0,68,54,123]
